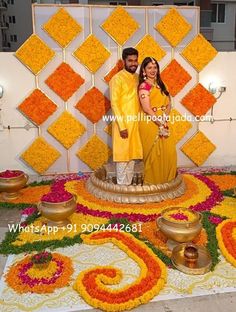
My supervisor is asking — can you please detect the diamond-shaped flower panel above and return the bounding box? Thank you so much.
[181,34,218,72]
[101,6,139,46]
[47,111,86,149]
[155,8,192,47]
[43,8,82,48]
[104,59,124,84]
[18,89,57,125]
[168,109,192,143]
[181,131,216,166]
[161,59,191,96]
[104,122,112,137]
[15,34,55,75]
[77,135,112,170]
[73,34,111,73]
[75,87,111,123]
[21,137,61,174]
[45,62,85,101]
[181,83,216,117]
[135,34,166,64]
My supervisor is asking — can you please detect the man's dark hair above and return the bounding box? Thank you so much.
[122,47,138,60]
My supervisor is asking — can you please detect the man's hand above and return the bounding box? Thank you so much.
[120,129,128,139]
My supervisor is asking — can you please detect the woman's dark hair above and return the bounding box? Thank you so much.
[138,57,169,96]
[122,47,138,60]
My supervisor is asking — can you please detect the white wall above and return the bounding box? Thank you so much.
[199,52,236,166]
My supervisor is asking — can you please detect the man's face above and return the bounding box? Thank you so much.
[124,54,138,74]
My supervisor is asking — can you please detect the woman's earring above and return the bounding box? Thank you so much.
[143,72,146,80]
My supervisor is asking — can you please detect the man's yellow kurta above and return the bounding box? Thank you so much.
[109,69,143,162]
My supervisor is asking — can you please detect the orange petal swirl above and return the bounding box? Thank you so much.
[216,219,236,267]
[74,231,166,311]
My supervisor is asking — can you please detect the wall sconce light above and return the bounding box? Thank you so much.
[208,82,226,99]
[0,85,3,99]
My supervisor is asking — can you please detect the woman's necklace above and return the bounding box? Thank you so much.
[146,79,160,89]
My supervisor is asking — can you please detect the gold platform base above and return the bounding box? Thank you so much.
[86,162,186,204]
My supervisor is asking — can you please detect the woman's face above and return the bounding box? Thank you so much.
[144,61,158,80]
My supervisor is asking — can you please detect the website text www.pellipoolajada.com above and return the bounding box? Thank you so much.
[102,113,213,124]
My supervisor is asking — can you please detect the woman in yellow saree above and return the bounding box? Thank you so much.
[138,57,177,184]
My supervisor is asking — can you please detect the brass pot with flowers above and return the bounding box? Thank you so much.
[31,251,52,270]
[0,170,29,200]
[38,191,76,227]
[157,207,202,247]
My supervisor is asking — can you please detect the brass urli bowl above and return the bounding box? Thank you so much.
[0,171,29,200]
[38,195,76,227]
[156,207,202,243]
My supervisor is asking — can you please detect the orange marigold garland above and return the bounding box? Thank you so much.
[216,219,236,267]
[74,231,166,311]
[45,62,84,101]
[181,83,216,117]
[207,174,236,191]
[75,87,110,123]
[18,89,57,125]
[104,59,124,84]
[5,252,73,294]
[161,59,191,97]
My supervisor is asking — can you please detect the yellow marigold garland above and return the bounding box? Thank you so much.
[211,197,236,219]
[73,34,111,73]
[21,137,61,174]
[15,34,55,75]
[12,213,108,246]
[101,6,139,46]
[47,111,86,149]
[181,33,217,72]
[181,131,216,166]
[168,109,192,143]
[77,135,112,170]
[43,8,82,48]
[135,34,166,64]
[155,8,192,47]
[74,231,166,311]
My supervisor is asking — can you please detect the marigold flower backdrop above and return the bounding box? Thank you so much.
[15,4,217,174]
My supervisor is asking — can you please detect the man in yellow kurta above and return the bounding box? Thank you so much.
[109,48,143,185]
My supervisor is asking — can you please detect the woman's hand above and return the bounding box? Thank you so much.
[159,124,170,138]
[120,129,128,139]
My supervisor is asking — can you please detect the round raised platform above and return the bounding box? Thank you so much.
[86,165,186,204]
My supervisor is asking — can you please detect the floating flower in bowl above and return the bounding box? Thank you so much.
[163,208,198,223]
[157,207,202,245]
[38,191,76,227]
[0,170,29,200]
[41,191,73,203]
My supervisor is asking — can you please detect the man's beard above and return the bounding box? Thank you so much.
[125,65,137,74]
